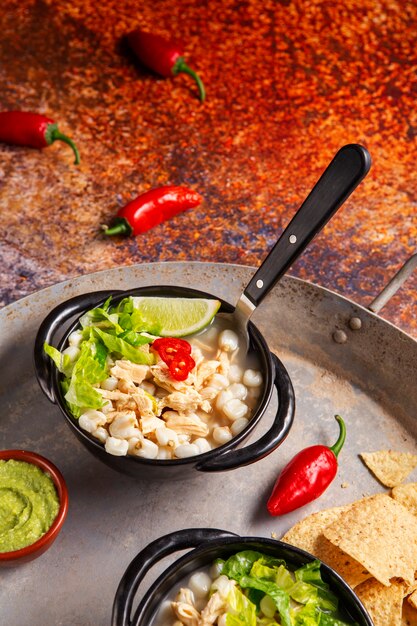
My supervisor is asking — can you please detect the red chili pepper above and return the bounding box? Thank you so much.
[152,337,192,364]
[102,185,202,237]
[127,29,206,102]
[169,353,196,381]
[152,337,195,381]
[0,111,80,164]
[267,415,346,516]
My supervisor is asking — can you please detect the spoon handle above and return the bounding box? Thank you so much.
[244,144,371,307]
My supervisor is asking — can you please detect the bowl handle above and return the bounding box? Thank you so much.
[112,528,238,626]
[33,290,123,403]
[196,353,295,472]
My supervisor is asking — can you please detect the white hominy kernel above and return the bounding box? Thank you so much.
[101,399,113,414]
[228,382,247,400]
[260,594,276,618]
[136,439,159,459]
[177,434,191,445]
[92,426,109,443]
[231,417,249,436]
[174,443,200,458]
[216,389,234,410]
[228,364,243,383]
[68,330,83,348]
[213,426,233,444]
[101,376,118,391]
[128,436,143,455]
[188,571,212,598]
[210,561,224,579]
[218,616,227,626]
[223,398,249,421]
[156,427,178,448]
[208,373,229,389]
[139,381,156,395]
[105,437,129,456]
[243,369,263,387]
[218,329,239,352]
[211,575,231,595]
[62,346,80,362]
[156,446,173,460]
[79,409,107,433]
[193,437,211,454]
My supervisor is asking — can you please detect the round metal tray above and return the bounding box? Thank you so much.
[1,261,416,625]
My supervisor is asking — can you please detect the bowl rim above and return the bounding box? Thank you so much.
[0,449,68,561]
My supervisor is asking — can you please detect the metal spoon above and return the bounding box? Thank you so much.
[229,144,372,353]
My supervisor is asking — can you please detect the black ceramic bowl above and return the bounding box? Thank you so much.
[34,285,295,479]
[112,528,373,626]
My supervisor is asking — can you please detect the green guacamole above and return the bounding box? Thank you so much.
[0,459,60,553]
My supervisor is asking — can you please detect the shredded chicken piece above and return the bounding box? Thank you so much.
[171,589,200,626]
[199,591,227,625]
[140,414,166,435]
[195,360,221,390]
[159,389,206,413]
[152,362,193,393]
[132,389,155,418]
[110,360,149,384]
[164,411,209,437]
[171,603,199,626]
[217,351,231,377]
[117,378,137,394]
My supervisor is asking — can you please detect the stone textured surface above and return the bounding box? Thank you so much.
[0,0,416,335]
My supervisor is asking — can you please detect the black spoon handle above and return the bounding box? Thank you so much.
[244,144,371,307]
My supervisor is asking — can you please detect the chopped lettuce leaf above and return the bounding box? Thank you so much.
[44,342,72,377]
[275,564,295,592]
[64,340,108,409]
[118,330,156,347]
[295,561,338,613]
[238,576,291,626]
[93,328,154,365]
[222,551,266,580]
[224,584,256,626]
[288,581,318,605]
[250,561,277,582]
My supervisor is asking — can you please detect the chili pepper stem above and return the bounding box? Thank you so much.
[102,217,133,237]
[49,127,80,165]
[329,415,346,458]
[173,58,206,102]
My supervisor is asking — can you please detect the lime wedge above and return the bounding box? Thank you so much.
[131,296,221,337]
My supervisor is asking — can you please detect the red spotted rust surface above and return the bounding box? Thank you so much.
[0,0,416,336]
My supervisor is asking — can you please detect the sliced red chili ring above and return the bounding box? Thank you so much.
[152,337,192,364]
[169,354,196,381]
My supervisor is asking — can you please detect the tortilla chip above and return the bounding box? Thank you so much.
[281,505,371,588]
[323,494,417,586]
[409,591,417,610]
[402,600,417,625]
[360,450,417,488]
[391,483,417,517]
[355,578,407,626]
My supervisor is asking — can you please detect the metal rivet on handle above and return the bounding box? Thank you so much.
[256,280,264,288]
[289,234,297,244]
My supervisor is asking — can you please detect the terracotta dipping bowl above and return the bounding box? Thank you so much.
[0,450,68,566]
